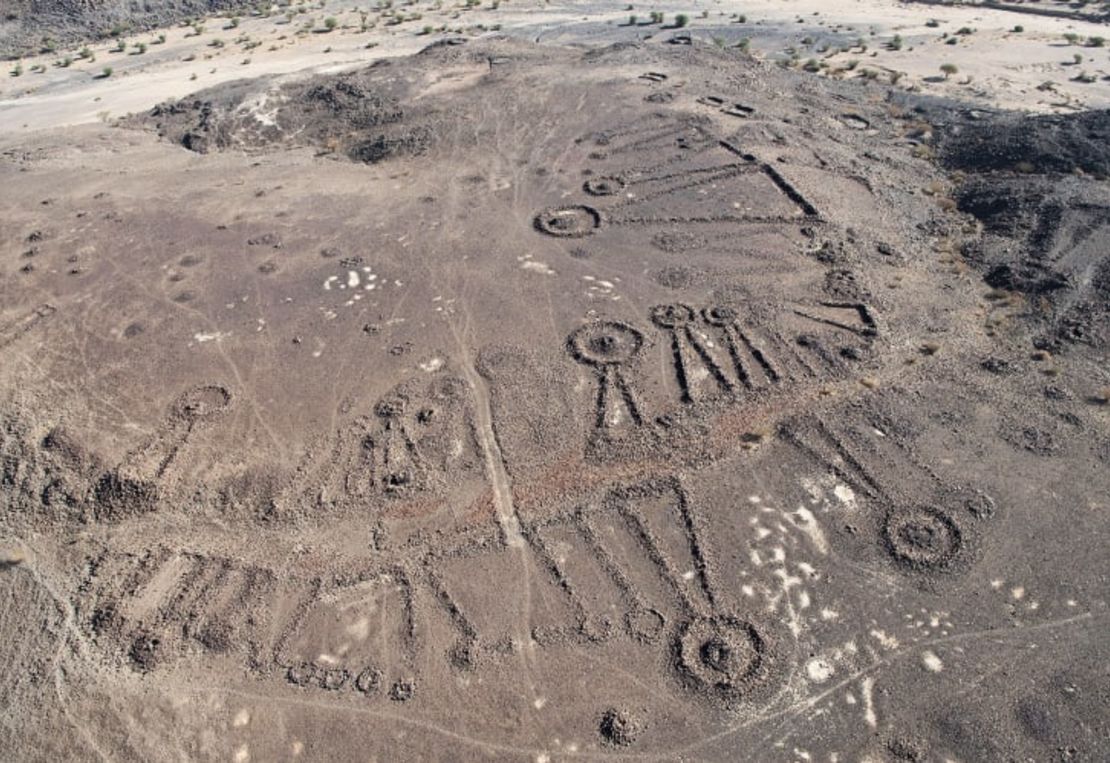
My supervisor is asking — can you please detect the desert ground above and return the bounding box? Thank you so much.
[1,1,1108,761]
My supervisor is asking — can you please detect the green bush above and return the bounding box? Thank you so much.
[675,13,689,28]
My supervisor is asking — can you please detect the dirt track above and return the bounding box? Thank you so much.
[1,27,1108,763]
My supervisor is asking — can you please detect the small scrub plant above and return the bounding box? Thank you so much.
[113,38,126,52]
[98,66,113,78]
[1087,36,1105,48]
[1063,32,1080,45]
[11,61,23,76]
[888,34,903,50]
[323,16,338,31]
[1012,25,1024,33]
[133,42,147,54]
[940,63,957,79]
[674,13,689,28]
[78,46,93,59]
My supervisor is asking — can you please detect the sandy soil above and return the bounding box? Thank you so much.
[1,4,1108,763]
[2,0,1109,132]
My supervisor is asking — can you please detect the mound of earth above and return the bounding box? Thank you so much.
[933,108,1110,351]
[140,59,439,162]
[939,108,1110,178]
[956,174,1110,351]
[1,37,1108,762]
[0,0,245,59]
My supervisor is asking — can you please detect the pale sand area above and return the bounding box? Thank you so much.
[1,0,1107,133]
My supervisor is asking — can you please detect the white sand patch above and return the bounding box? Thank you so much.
[861,677,877,728]
[922,650,944,673]
[786,506,829,554]
[870,629,899,649]
[193,331,227,343]
[806,657,834,683]
[521,260,556,275]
